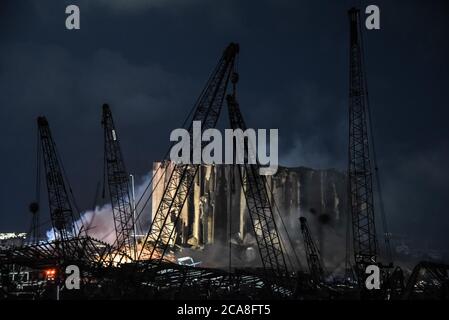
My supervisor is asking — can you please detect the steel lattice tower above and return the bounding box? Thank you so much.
[37,117,79,246]
[102,104,136,260]
[227,92,289,279]
[347,8,378,275]
[299,217,324,284]
[138,43,239,263]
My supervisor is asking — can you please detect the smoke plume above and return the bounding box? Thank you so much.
[46,173,153,244]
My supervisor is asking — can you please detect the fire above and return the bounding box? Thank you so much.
[90,241,176,267]
[134,241,176,263]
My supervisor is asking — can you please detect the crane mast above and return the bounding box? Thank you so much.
[138,43,239,262]
[37,116,79,245]
[347,8,378,277]
[102,104,136,259]
[226,90,289,279]
[299,217,324,284]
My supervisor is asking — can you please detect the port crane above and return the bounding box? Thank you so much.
[102,104,137,261]
[226,89,289,279]
[346,9,406,298]
[346,7,379,284]
[36,117,122,269]
[37,116,81,253]
[137,43,290,283]
[299,217,324,284]
[138,43,240,262]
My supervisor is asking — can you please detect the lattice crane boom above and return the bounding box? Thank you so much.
[102,104,136,259]
[138,43,239,262]
[37,116,79,244]
[347,7,378,274]
[299,217,324,284]
[226,92,289,279]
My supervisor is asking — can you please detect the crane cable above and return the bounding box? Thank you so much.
[230,61,300,272]
[266,181,303,271]
[28,127,42,244]
[132,53,224,213]
[117,51,233,246]
[360,20,393,264]
[99,62,219,246]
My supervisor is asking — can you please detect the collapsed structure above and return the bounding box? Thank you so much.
[151,162,347,264]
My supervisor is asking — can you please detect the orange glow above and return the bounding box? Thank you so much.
[45,268,57,280]
[45,269,56,275]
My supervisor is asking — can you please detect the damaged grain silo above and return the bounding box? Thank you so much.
[151,161,348,270]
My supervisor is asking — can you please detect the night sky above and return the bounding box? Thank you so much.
[0,1,448,251]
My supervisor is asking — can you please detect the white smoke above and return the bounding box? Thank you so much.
[79,204,117,244]
[46,173,153,244]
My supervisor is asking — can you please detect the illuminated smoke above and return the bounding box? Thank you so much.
[46,173,152,244]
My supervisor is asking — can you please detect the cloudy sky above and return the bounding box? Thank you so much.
[0,0,448,250]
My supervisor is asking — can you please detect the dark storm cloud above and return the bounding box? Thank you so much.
[0,0,448,251]
[0,40,197,230]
